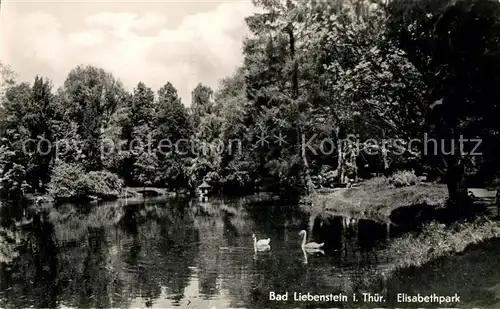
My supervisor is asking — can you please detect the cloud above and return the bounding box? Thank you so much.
[85,11,167,31]
[0,1,257,105]
[2,11,65,70]
[68,30,105,46]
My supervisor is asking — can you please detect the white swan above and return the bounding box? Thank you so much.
[252,233,270,252]
[252,233,270,246]
[302,247,308,264]
[299,230,324,249]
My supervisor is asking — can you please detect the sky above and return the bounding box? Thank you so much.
[0,0,258,105]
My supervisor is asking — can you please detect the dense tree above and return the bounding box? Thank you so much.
[155,82,192,189]
[0,83,32,197]
[121,82,156,184]
[0,62,15,103]
[24,77,55,191]
[2,0,500,205]
[0,143,27,198]
[213,68,256,193]
[387,0,500,211]
[133,152,159,191]
[130,82,155,129]
[190,83,214,128]
[61,65,126,171]
[156,82,191,144]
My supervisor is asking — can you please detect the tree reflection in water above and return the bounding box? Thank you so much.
[0,211,60,308]
[0,197,389,309]
[3,197,499,308]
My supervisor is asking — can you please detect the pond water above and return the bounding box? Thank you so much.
[1,197,500,308]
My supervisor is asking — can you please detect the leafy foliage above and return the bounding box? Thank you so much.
[387,0,500,208]
[389,170,420,188]
[0,144,27,198]
[1,0,500,205]
[48,161,123,202]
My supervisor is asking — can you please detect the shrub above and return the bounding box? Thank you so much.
[389,170,420,188]
[389,217,500,270]
[86,171,123,198]
[0,145,28,198]
[305,175,447,218]
[0,227,21,264]
[48,161,85,200]
[362,176,391,190]
[48,161,123,202]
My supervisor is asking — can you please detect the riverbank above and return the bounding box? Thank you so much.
[23,186,188,207]
[122,187,191,198]
[386,216,500,272]
[304,174,500,283]
[305,176,448,224]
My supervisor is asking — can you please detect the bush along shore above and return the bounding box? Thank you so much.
[387,216,500,271]
[350,216,500,287]
[47,161,124,204]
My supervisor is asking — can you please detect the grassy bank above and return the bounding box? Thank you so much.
[388,216,500,270]
[305,175,448,223]
[346,216,500,291]
[303,173,500,281]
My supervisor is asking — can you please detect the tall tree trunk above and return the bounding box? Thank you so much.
[336,125,345,184]
[439,124,468,216]
[445,155,468,216]
[288,22,313,193]
[381,129,389,176]
[382,149,389,175]
[338,146,345,184]
[288,28,299,99]
[301,129,315,193]
[350,147,358,182]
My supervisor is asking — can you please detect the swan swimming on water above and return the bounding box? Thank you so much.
[299,230,324,249]
[252,233,270,246]
[252,233,271,252]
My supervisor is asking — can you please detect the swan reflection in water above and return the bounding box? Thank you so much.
[301,246,325,264]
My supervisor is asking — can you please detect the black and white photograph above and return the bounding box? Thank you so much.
[1,0,500,308]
